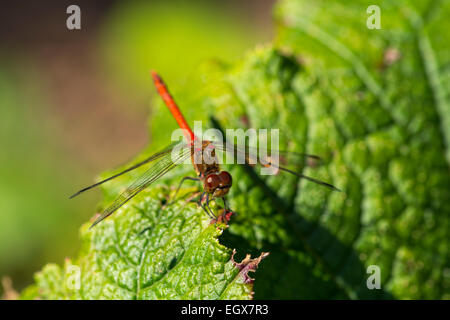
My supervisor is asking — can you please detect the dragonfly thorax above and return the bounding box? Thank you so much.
[191,140,220,177]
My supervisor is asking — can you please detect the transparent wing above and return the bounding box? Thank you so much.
[211,140,340,191]
[89,143,191,228]
[211,140,321,165]
[70,141,183,199]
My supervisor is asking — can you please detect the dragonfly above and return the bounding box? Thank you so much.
[70,71,340,229]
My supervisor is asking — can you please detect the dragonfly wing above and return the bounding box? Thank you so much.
[89,144,192,228]
[212,141,321,165]
[212,141,339,191]
[277,167,341,191]
[70,141,185,199]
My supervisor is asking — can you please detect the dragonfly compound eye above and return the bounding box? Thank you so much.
[218,171,232,188]
[205,174,221,193]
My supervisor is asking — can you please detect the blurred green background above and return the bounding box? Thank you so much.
[0,0,274,294]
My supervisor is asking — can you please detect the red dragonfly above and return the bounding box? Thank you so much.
[70,71,339,228]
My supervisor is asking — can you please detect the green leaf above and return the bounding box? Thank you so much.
[21,188,267,299]
[186,0,447,299]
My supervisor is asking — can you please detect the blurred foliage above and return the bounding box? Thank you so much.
[99,0,270,113]
[0,60,97,290]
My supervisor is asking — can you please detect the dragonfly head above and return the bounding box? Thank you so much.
[204,171,232,198]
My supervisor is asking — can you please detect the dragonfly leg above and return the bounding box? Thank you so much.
[205,193,218,220]
[197,192,215,220]
[184,191,202,204]
[221,197,234,223]
[196,191,206,206]
[167,176,200,205]
[222,197,229,212]
[201,205,216,220]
